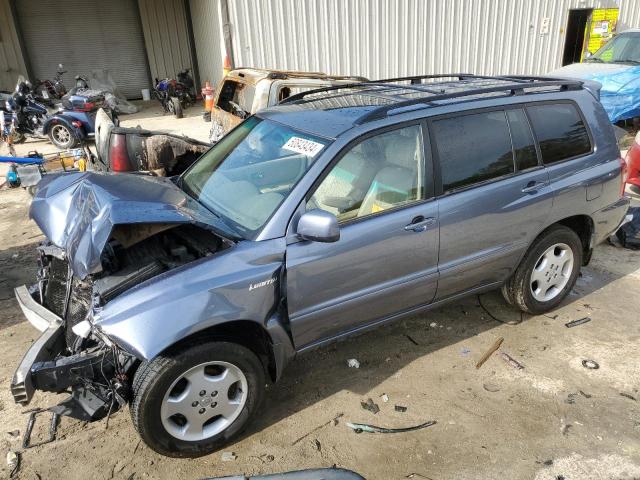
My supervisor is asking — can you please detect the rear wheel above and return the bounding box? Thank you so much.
[49,124,77,149]
[503,225,582,314]
[171,97,183,119]
[130,340,265,457]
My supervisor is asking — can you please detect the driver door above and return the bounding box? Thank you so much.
[285,123,440,349]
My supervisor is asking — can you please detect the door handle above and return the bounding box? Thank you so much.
[404,216,436,232]
[521,181,548,194]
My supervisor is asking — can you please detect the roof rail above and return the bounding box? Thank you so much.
[279,74,584,124]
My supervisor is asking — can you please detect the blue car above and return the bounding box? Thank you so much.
[550,29,640,123]
[10,74,629,457]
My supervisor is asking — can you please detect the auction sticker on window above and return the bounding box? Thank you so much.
[282,136,324,157]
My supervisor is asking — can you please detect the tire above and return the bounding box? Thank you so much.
[10,131,26,144]
[130,340,265,457]
[49,124,77,149]
[503,225,582,315]
[171,97,183,119]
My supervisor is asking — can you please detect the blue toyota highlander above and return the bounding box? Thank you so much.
[10,74,629,456]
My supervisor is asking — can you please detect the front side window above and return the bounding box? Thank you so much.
[527,103,591,164]
[432,110,514,192]
[182,117,330,237]
[308,125,425,223]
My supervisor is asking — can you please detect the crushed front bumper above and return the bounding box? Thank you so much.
[11,285,64,405]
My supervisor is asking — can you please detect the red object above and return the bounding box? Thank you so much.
[109,133,133,172]
[71,120,82,128]
[626,131,640,188]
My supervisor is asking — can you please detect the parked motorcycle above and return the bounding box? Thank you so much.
[152,68,195,118]
[34,64,67,105]
[1,78,48,142]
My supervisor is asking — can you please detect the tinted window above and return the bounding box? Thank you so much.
[527,103,591,164]
[432,111,514,192]
[308,125,425,222]
[506,109,538,170]
[217,80,256,116]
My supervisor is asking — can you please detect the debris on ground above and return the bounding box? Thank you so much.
[565,317,592,328]
[461,347,471,356]
[579,390,592,398]
[582,359,600,370]
[313,439,322,452]
[499,352,525,370]
[22,409,59,449]
[429,322,437,328]
[483,383,500,393]
[7,451,19,478]
[620,392,637,401]
[562,423,572,436]
[7,430,19,438]
[291,413,344,446]
[361,398,380,414]
[405,334,420,346]
[395,405,408,413]
[380,393,389,403]
[476,337,504,369]
[347,358,360,369]
[221,451,237,461]
[566,393,578,404]
[346,420,436,434]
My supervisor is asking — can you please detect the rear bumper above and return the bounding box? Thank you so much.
[11,286,64,405]
[591,196,631,246]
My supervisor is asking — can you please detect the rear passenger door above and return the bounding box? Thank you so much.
[431,107,553,300]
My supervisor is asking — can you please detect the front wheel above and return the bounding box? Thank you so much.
[130,340,265,457]
[49,124,77,149]
[503,225,582,314]
[171,97,183,119]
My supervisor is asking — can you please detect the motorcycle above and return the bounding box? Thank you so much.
[152,68,195,119]
[33,64,67,104]
[44,85,112,149]
[1,78,48,142]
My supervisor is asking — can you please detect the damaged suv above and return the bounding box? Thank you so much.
[11,75,629,457]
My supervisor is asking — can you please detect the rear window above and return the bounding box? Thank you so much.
[526,103,591,164]
[432,110,515,192]
[217,80,256,116]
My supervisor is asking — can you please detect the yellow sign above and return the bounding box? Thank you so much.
[583,8,619,59]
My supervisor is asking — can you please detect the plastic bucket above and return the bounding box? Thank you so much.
[141,88,151,101]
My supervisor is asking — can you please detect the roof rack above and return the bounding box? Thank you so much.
[280,74,584,125]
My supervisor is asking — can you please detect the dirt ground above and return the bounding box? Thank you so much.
[0,105,639,479]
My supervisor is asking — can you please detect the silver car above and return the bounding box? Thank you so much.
[11,74,629,457]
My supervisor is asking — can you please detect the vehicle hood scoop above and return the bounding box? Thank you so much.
[30,172,231,279]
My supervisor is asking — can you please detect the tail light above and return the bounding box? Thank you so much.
[109,133,132,172]
[77,102,95,112]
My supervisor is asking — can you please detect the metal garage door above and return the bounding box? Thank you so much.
[16,0,150,99]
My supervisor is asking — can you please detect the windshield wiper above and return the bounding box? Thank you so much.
[585,57,604,63]
[614,59,640,65]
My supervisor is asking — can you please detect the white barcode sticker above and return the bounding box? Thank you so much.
[282,136,324,157]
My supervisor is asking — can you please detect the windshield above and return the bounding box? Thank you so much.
[588,32,640,64]
[181,117,330,238]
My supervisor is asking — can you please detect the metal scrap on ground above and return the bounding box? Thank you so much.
[565,317,592,328]
[346,420,437,434]
[499,352,525,370]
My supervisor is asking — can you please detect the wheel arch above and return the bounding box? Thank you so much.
[555,214,595,265]
[157,319,291,383]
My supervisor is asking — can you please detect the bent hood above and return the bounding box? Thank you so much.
[30,172,235,279]
[548,62,640,122]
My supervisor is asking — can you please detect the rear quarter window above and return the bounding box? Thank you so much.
[432,110,515,192]
[526,103,591,164]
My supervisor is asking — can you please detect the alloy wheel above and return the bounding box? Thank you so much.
[529,242,574,302]
[160,361,248,442]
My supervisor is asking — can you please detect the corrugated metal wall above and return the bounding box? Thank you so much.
[0,0,28,91]
[139,0,194,82]
[190,0,224,86]
[228,0,640,78]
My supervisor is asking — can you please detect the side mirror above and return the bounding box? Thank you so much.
[296,209,340,243]
[583,51,593,59]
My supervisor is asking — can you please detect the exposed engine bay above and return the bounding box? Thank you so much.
[19,224,231,420]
